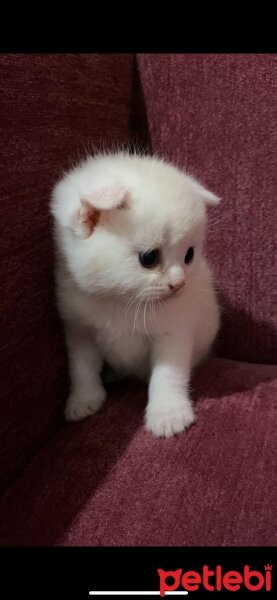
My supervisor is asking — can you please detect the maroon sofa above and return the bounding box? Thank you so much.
[0,54,276,546]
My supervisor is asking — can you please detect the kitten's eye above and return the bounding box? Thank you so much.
[139,249,159,269]
[184,246,194,264]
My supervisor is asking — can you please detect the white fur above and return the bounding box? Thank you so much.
[50,152,220,437]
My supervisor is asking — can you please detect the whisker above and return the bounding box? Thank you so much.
[124,295,137,327]
[132,299,140,336]
[143,301,153,342]
[132,297,144,336]
[153,299,161,334]
[150,298,157,333]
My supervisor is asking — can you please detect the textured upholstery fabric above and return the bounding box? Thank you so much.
[136,53,277,365]
[0,359,276,546]
[0,54,276,547]
[0,54,133,490]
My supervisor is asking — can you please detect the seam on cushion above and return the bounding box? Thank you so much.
[129,54,152,153]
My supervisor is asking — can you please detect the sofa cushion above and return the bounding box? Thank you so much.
[0,358,276,546]
[0,54,133,491]
[136,54,277,365]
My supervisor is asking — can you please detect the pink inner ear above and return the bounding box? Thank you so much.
[73,186,128,239]
[77,199,100,236]
[84,185,128,211]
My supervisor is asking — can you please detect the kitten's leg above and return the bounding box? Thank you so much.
[145,333,196,437]
[64,322,106,421]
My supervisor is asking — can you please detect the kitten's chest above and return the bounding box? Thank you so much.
[91,301,150,376]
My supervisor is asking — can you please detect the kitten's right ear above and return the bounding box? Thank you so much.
[200,188,220,206]
[191,178,220,206]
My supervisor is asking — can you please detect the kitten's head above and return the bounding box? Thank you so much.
[51,153,219,303]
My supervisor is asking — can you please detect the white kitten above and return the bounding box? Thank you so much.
[50,152,220,437]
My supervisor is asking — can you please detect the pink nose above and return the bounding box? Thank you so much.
[169,280,185,292]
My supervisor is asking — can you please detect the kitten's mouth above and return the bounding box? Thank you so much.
[138,287,185,305]
[163,290,182,301]
[151,288,184,302]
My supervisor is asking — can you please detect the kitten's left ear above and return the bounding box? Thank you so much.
[193,180,220,205]
[74,186,129,238]
[83,185,129,211]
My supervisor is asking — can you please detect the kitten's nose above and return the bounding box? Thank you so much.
[169,280,185,292]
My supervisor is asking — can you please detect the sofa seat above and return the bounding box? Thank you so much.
[0,358,276,546]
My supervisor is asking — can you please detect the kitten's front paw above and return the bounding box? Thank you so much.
[145,399,196,438]
[65,388,106,422]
